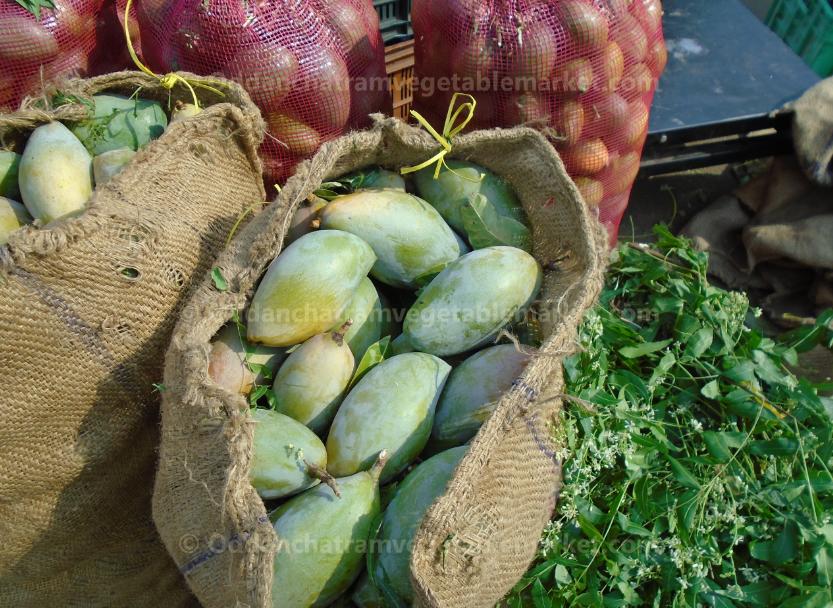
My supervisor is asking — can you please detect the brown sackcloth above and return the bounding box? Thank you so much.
[0,71,265,607]
[791,76,833,187]
[154,116,607,608]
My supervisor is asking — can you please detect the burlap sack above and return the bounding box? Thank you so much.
[154,116,607,608]
[0,71,265,606]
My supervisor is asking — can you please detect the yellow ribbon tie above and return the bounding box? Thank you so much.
[401,93,478,179]
[123,0,225,109]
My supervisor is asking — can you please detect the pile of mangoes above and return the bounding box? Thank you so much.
[0,94,195,244]
[208,163,544,607]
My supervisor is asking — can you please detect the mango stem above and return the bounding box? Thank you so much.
[304,460,341,498]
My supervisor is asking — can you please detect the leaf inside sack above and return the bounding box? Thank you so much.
[461,193,532,252]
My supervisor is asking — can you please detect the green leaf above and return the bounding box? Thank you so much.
[248,384,269,406]
[348,336,391,389]
[702,431,733,462]
[815,544,833,586]
[15,0,56,19]
[619,339,673,359]
[666,456,701,489]
[461,193,532,252]
[211,267,229,291]
[685,327,714,358]
[531,578,549,608]
[748,439,799,457]
[701,379,721,400]
[750,520,799,565]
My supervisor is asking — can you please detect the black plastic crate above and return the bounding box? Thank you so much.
[374,0,412,42]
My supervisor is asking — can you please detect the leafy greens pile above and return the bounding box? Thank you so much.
[508,226,833,608]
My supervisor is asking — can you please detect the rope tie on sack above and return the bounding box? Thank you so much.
[401,92,482,181]
[123,0,225,108]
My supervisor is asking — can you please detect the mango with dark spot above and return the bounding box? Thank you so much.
[320,190,463,289]
[247,230,376,346]
[404,247,542,356]
[250,409,327,500]
[326,353,450,483]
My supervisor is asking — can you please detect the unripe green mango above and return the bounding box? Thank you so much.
[250,409,328,500]
[327,353,451,483]
[71,94,168,155]
[388,333,415,356]
[413,160,527,234]
[273,329,355,436]
[247,230,376,347]
[358,168,406,191]
[93,147,136,185]
[350,571,385,608]
[333,277,384,362]
[270,454,386,608]
[0,196,32,245]
[377,446,468,602]
[320,190,463,289]
[404,246,542,356]
[208,324,286,395]
[19,122,93,223]
[0,150,21,199]
[431,345,531,450]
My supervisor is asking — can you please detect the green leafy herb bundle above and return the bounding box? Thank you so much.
[509,227,833,608]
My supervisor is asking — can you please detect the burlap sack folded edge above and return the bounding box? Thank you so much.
[155,115,607,608]
[1,70,266,270]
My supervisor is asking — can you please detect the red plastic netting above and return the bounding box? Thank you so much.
[412,0,666,245]
[0,0,105,110]
[136,0,391,186]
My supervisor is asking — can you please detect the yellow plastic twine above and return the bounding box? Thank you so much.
[401,92,480,179]
[123,0,225,108]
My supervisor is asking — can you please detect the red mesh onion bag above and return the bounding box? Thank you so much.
[137,0,391,185]
[412,0,666,245]
[88,0,143,74]
[0,0,104,110]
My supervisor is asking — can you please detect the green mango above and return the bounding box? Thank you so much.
[404,246,542,356]
[377,446,467,602]
[333,277,384,362]
[350,571,385,608]
[247,230,376,347]
[327,353,451,483]
[431,345,531,450]
[71,94,168,155]
[208,324,286,396]
[0,150,21,199]
[270,453,386,608]
[357,167,406,191]
[320,190,463,289]
[250,409,328,500]
[273,329,355,436]
[0,196,32,245]
[413,160,527,234]
[388,333,415,356]
[19,122,93,223]
[93,147,136,185]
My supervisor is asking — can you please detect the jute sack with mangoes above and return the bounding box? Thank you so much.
[0,71,265,606]
[155,111,607,608]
